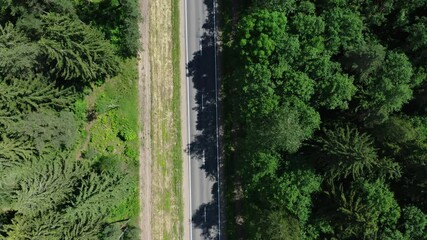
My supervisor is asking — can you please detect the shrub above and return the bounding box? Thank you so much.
[118,125,137,141]
[124,145,138,159]
[73,99,87,122]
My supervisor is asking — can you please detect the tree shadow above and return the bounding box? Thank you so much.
[186,0,220,238]
[187,0,217,182]
[191,183,220,239]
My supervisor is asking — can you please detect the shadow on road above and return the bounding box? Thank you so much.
[186,0,220,238]
[191,183,220,240]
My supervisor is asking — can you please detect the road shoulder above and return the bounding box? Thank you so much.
[180,0,191,237]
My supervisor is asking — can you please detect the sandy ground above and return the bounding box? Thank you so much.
[138,0,152,238]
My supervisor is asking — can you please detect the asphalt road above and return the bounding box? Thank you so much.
[184,0,220,239]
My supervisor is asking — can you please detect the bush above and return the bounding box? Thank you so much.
[73,99,87,122]
[118,124,137,141]
[124,145,138,159]
[106,145,114,153]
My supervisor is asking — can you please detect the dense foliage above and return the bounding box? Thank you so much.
[223,1,427,239]
[0,0,140,239]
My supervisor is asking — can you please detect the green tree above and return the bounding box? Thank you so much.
[241,151,280,189]
[236,10,287,64]
[304,55,356,110]
[0,136,35,169]
[330,180,401,239]
[9,110,78,152]
[238,63,280,120]
[289,4,325,43]
[118,0,141,56]
[9,157,85,216]
[232,10,289,120]
[3,0,75,17]
[373,116,417,155]
[342,40,386,81]
[247,99,320,153]
[38,13,118,83]
[356,51,416,125]
[401,206,427,240]
[280,70,314,103]
[321,7,364,52]
[272,167,321,223]
[318,126,378,180]
[61,210,105,240]
[286,4,357,110]
[0,77,74,118]
[251,0,297,13]
[74,0,140,57]
[247,207,301,240]
[0,23,40,79]
[241,153,321,224]
[3,212,63,240]
[2,153,132,239]
[406,17,427,53]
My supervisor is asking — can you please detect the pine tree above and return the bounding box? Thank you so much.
[318,126,378,180]
[38,13,118,83]
[3,212,63,240]
[0,22,40,79]
[328,180,401,239]
[8,110,78,152]
[2,152,132,239]
[10,155,86,216]
[0,135,35,169]
[61,211,104,240]
[0,77,74,117]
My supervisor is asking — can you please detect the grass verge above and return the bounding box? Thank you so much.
[148,0,183,237]
[78,58,140,239]
[171,0,184,236]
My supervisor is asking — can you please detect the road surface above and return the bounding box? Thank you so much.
[184,0,220,239]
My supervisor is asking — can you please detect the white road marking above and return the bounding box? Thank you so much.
[202,150,205,165]
[213,0,221,237]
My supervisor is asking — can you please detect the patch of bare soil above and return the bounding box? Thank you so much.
[138,0,152,238]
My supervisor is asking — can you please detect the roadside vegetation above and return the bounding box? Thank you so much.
[148,0,183,236]
[222,1,427,239]
[0,0,140,239]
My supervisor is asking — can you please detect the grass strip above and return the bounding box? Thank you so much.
[171,0,184,236]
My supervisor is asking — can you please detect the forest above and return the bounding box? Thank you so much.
[0,0,140,239]
[222,0,427,239]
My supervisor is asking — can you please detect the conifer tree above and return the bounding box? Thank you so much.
[8,110,78,152]
[318,126,378,180]
[0,77,74,117]
[0,23,40,79]
[0,135,35,169]
[38,13,118,83]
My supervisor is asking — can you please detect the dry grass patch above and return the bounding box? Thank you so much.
[149,0,183,238]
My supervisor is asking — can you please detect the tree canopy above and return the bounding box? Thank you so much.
[0,0,140,238]
[223,1,427,239]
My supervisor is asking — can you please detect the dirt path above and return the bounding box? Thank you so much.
[138,0,152,238]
